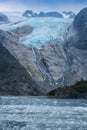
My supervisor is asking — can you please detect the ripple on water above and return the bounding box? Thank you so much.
[0,97,87,130]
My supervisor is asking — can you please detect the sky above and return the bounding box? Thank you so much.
[0,0,87,13]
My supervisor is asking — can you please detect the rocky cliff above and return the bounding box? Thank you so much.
[66,7,87,85]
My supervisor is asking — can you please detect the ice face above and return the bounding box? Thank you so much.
[0,12,73,47]
[19,18,72,47]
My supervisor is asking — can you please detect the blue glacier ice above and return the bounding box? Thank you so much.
[19,18,73,47]
[0,12,73,47]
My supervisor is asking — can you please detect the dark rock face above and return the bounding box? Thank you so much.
[1,10,87,94]
[66,7,87,86]
[0,43,41,96]
[0,13,9,23]
[23,10,63,18]
[68,8,87,50]
[73,8,87,31]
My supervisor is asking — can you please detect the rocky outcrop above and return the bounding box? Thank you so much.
[47,81,87,98]
[12,25,33,37]
[0,13,9,23]
[67,7,87,49]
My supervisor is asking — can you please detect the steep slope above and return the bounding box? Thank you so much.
[68,7,87,49]
[47,7,87,97]
[0,42,41,96]
[66,7,87,85]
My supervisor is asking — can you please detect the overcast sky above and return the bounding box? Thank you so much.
[0,0,87,13]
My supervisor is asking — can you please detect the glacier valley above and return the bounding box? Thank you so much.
[0,12,73,47]
[0,8,87,94]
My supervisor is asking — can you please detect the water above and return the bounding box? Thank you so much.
[0,97,87,130]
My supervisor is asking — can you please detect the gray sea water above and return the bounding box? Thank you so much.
[0,97,87,130]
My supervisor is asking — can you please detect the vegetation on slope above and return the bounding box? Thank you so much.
[71,80,87,93]
[47,80,87,98]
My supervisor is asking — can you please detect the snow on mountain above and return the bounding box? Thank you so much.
[0,12,73,48]
[62,11,75,18]
[23,10,63,18]
[23,10,75,19]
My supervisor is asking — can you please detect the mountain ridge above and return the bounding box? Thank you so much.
[23,10,75,18]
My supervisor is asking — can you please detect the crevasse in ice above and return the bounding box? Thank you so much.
[0,12,73,47]
[19,18,72,47]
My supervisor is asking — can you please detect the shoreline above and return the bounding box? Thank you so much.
[0,96,87,99]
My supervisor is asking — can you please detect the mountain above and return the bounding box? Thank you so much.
[0,27,46,96]
[23,10,38,18]
[48,8,87,99]
[0,7,87,96]
[70,7,87,49]
[38,11,63,18]
[23,10,63,18]
[62,11,75,18]
[23,10,76,18]
[21,8,87,93]
[0,13,9,23]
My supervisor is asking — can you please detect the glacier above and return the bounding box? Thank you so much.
[0,12,73,47]
[19,18,72,47]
